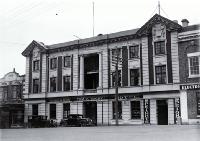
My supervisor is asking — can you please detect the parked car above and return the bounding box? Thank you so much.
[60,114,94,127]
[28,115,57,128]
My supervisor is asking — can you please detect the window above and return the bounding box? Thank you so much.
[112,70,121,87]
[50,77,57,92]
[63,76,71,91]
[155,65,166,84]
[33,60,39,71]
[131,101,141,119]
[64,56,71,68]
[33,79,39,93]
[130,69,139,86]
[154,41,165,55]
[2,87,8,101]
[12,86,17,99]
[50,58,57,69]
[197,92,200,115]
[63,103,70,118]
[32,104,38,116]
[50,104,56,119]
[189,56,199,76]
[129,45,139,59]
[112,101,122,119]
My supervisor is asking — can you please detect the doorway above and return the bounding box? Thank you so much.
[157,100,168,125]
[83,101,97,125]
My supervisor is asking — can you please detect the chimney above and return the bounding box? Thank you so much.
[181,19,189,27]
[13,68,15,72]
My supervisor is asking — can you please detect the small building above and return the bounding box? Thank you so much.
[22,14,199,125]
[0,69,25,128]
[178,20,200,124]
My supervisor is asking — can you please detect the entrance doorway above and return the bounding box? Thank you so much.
[83,101,97,125]
[157,100,168,125]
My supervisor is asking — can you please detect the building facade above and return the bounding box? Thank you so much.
[22,14,199,125]
[0,69,25,128]
[178,21,200,124]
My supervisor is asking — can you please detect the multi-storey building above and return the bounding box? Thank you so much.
[22,14,199,125]
[178,20,200,124]
[0,69,25,128]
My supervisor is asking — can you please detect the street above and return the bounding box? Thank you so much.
[0,125,200,141]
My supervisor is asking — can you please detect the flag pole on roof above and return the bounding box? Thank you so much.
[158,1,161,15]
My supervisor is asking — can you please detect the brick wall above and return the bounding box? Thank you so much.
[178,39,200,84]
[187,90,199,119]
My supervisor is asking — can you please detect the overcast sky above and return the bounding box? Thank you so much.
[0,0,199,78]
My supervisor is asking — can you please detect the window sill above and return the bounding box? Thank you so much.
[154,54,166,57]
[129,57,140,60]
[188,75,200,78]
[32,70,40,73]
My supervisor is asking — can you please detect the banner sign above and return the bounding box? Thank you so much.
[180,84,200,90]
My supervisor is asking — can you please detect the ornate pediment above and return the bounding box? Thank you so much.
[22,40,47,57]
[136,14,182,36]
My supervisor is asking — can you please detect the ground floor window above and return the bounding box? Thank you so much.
[32,104,38,116]
[112,101,122,119]
[63,103,70,118]
[197,92,200,115]
[50,104,56,119]
[131,101,141,119]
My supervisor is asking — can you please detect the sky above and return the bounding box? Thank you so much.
[0,0,199,78]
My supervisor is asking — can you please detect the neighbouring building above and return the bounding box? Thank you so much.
[178,20,200,124]
[22,14,199,125]
[0,69,25,128]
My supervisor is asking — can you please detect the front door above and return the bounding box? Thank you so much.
[157,100,168,125]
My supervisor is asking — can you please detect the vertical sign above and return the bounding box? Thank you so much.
[174,98,181,124]
[197,93,200,115]
[144,99,150,124]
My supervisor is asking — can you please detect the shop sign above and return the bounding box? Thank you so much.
[180,84,200,90]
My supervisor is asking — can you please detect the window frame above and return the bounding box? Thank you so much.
[50,104,56,119]
[130,69,140,86]
[63,75,71,91]
[188,54,200,78]
[130,101,141,119]
[33,60,40,71]
[154,41,166,55]
[63,56,71,68]
[50,77,57,92]
[129,45,139,59]
[50,58,57,70]
[155,65,167,84]
[112,70,122,87]
[33,79,39,93]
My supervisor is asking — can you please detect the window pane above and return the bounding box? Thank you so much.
[50,77,57,92]
[112,101,122,119]
[155,65,166,84]
[130,69,139,86]
[50,58,57,69]
[33,79,39,93]
[189,56,199,75]
[33,60,39,71]
[64,56,71,67]
[131,101,141,119]
[112,70,121,87]
[129,45,139,58]
[154,41,165,55]
[63,76,71,91]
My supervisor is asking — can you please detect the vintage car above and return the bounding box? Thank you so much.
[60,114,94,127]
[28,115,57,128]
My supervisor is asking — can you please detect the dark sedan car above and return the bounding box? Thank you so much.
[60,114,94,127]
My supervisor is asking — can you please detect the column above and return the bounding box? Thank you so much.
[79,55,84,90]
[180,90,188,124]
[98,52,102,88]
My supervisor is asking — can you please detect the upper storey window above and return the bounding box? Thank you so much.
[129,45,139,59]
[64,56,71,68]
[33,60,39,71]
[50,58,57,69]
[188,56,200,77]
[155,65,166,84]
[154,41,165,55]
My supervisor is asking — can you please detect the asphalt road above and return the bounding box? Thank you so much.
[0,125,200,141]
